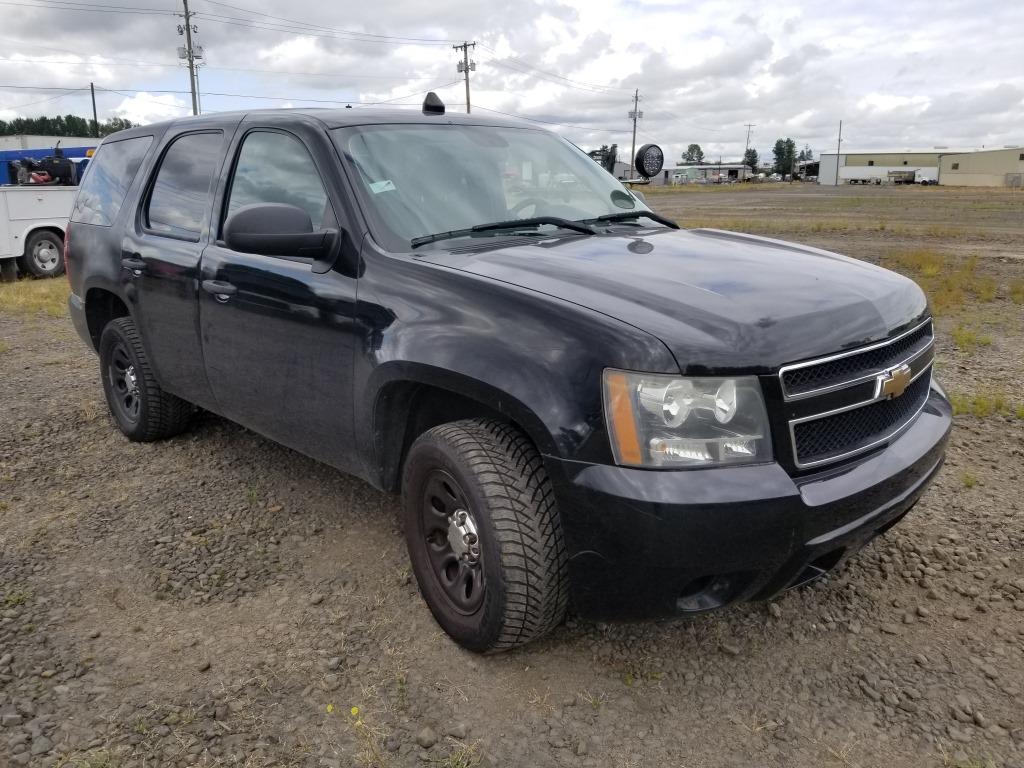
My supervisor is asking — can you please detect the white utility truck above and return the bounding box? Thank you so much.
[0,185,76,280]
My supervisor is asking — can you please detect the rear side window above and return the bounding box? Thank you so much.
[70,136,152,226]
[146,131,222,239]
[225,131,330,229]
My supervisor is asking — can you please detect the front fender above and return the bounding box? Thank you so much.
[352,240,678,483]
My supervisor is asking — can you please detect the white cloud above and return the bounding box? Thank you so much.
[0,0,1020,161]
[110,93,190,125]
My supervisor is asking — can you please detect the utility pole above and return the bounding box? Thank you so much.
[834,119,843,186]
[90,82,99,138]
[177,0,199,116]
[453,41,475,114]
[743,123,755,179]
[628,89,641,177]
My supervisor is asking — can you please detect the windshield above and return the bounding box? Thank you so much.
[333,123,649,251]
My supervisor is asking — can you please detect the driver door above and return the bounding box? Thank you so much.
[198,122,360,471]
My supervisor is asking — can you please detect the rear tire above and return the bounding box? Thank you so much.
[20,231,65,278]
[401,419,568,652]
[98,317,194,441]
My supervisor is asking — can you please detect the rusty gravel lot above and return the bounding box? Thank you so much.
[1,184,1023,768]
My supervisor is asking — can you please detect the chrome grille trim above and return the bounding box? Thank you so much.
[789,366,932,469]
[779,318,934,401]
[780,318,937,470]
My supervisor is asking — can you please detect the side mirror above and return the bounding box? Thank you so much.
[224,203,339,267]
[631,189,647,203]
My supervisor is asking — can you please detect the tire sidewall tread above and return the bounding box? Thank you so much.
[98,317,193,442]
[401,418,568,653]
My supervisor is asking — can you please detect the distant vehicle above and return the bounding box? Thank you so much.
[888,170,917,185]
[0,144,88,279]
[0,185,76,278]
[67,102,951,652]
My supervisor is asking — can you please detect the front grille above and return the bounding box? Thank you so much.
[782,321,933,397]
[792,371,931,465]
[780,319,935,469]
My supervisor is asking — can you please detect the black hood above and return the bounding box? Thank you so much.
[416,227,929,373]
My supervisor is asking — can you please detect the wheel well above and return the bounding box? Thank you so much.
[84,288,129,350]
[375,382,519,493]
[23,226,65,252]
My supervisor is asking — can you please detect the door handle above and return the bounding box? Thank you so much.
[121,256,146,275]
[201,279,238,302]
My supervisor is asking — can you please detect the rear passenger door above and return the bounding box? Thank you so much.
[198,122,359,471]
[122,123,239,408]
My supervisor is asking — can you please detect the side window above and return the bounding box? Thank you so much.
[225,131,330,230]
[146,131,223,239]
[70,136,152,226]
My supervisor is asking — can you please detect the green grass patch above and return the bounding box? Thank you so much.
[0,278,70,317]
[949,391,1015,418]
[1010,279,1024,304]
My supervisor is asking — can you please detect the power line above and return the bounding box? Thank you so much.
[195,12,454,46]
[199,0,458,45]
[2,81,461,104]
[0,54,439,81]
[0,0,175,15]
[477,43,629,93]
[3,88,81,110]
[473,105,622,134]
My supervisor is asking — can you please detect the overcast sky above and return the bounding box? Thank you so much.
[1,0,1022,163]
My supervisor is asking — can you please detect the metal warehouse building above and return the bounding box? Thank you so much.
[817,149,956,186]
[938,147,1024,187]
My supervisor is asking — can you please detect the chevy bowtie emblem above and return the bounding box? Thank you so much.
[880,363,912,399]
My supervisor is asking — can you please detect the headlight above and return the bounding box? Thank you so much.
[603,370,772,468]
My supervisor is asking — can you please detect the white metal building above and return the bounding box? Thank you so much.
[817,149,965,185]
[938,147,1024,187]
[0,135,95,151]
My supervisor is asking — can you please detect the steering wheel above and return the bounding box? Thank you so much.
[509,198,546,217]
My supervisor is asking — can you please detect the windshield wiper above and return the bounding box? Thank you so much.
[411,216,597,248]
[582,211,680,229]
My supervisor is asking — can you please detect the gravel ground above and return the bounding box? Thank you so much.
[1,185,1022,768]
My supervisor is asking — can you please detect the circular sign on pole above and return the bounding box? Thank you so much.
[634,144,664,178]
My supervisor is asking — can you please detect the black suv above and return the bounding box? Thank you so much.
[66,102,951,652]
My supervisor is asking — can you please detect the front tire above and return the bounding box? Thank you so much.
[98,317,193,441]
[19,231,65,278]
[401,419,568,652]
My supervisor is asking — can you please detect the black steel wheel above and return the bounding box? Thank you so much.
[98,317,194,441]
[107,339,141,425]
[419,468,485,615]
[401,418,568,653]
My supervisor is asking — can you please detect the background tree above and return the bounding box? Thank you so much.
[587,144,618,174]
[603,143,618,174]
[772,138,797,175]
[683,143,705,163]
[797,144,814,162]
[0,114,136,138]
[743,148,759,173]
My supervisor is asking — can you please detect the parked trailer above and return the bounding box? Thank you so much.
[0,186,77,279]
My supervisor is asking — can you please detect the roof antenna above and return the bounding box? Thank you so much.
[422,91,445,116]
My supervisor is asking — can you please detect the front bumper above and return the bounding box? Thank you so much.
[545,386,952,620]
